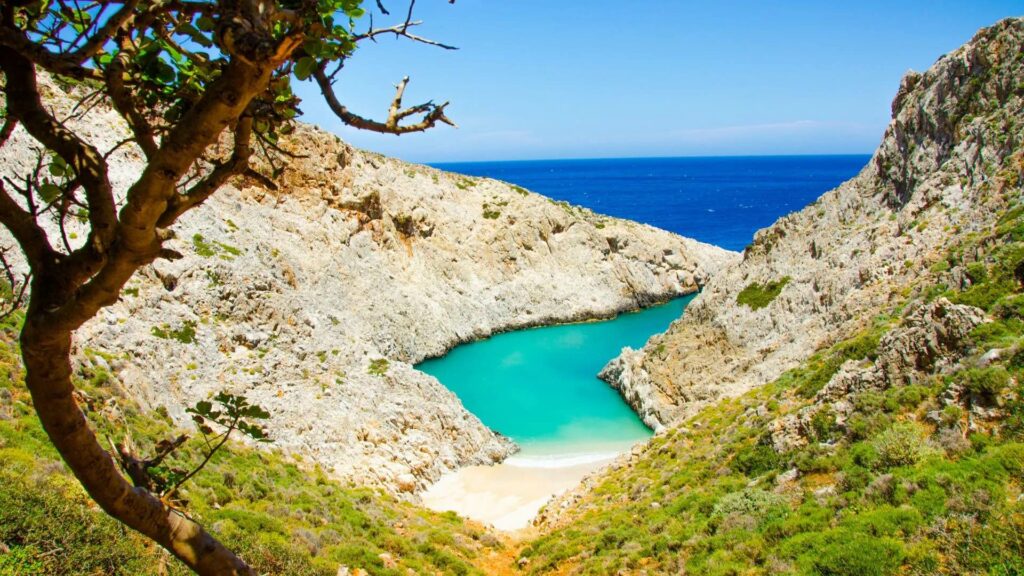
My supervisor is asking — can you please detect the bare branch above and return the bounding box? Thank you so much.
[376,0,390,15]
[0,246,31,321]
[353,20,458,50]
[314,69,457,134]
[68,0,139,63]
[402,0,416,33]
[243,167,278,191]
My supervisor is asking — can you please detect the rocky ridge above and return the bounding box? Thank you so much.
[1,77,736,494]
[767,298,986,453]
[600,18,1024,430]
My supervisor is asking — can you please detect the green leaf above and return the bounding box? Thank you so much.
[196,16,215,31]
[37,183,62,203]
[155,61,176,84]
[294,57,316,81]
[176,23,213,48]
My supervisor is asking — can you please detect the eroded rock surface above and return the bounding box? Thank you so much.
[1,77,737,494]
[769,298,986,452]
[601,18,1024,428]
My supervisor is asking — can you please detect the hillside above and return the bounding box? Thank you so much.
[3,13,1024,576]
[524,17,1024,576]
[1,77,736,495]
[600,17,1024,430]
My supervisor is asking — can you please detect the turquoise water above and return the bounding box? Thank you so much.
[417,296,694,458]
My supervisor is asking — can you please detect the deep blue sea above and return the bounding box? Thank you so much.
[432,155,871,252]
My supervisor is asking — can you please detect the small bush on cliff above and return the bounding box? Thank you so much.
[873,422,929,469]
[736,276,791,310]
[961,366,1011,401]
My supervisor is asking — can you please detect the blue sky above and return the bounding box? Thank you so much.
[292,1,1023,163]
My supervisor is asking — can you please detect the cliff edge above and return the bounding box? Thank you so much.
[602,18,1024,429]
[1,78,737,494]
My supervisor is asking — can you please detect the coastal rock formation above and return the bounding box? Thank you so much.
[1,77,736,494]
[769,298,986,452]
[601,18,1024,428]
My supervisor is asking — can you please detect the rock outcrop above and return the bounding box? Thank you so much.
[1,77,737,494]
[769,298,986,452]
[601,18,1024,428]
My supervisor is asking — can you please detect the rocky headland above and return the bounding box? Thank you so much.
[600,18,1024,431]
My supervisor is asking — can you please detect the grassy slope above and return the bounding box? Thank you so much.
[522,191,1024,575]
[0,320,503,576]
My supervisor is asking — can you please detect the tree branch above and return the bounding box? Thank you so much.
[0,246,31,321]
[39,57,276,335]
[352,20,458,50]
[0,118,17,148]
[314,69,457,134]
[163,419,236,502]
[0,27,104,81]
[0,45,118,275]
[104,48,159,159]
[157,115,254,227]
[0,181,55,273]
[68,0,139,63]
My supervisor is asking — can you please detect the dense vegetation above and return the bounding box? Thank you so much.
[736,277,792,310]
[0,312,500,576]
[522,195,1024,574]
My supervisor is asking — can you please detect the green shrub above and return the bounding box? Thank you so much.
[966,262,989,284]
[994,294,1024,318]
[961,366,1010,400]
[809,407,841,443]
[732,444,781,477]
[192,233,216,257]
[809,531,904,576]
[736,277,791,310]
[367,358,389,377]
[710,488,788,531]
[151,320,197,344]
[873,423,928,469]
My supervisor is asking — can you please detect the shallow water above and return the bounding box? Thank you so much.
[417,296,693,459]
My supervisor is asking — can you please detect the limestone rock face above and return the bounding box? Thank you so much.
[769,298,985,452]
[1,76,737,494]
[601,18,1024,428]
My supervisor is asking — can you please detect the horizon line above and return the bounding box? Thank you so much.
[426,152,875,165]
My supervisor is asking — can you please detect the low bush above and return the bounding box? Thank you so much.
[736,277,791,310]
[873,422,928,469]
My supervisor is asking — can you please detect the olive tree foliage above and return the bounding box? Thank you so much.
[0,0,454,572]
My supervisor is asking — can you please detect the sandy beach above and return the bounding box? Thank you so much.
[420,453,617,531]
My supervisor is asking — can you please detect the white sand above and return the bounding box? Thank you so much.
[420,453,617,531]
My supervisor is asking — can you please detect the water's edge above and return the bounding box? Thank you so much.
[413,291,696,506]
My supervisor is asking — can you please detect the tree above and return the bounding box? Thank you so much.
[0,0,455,573]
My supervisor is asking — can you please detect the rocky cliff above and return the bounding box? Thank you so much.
[601,18,1024,430]
[1,78,736,494]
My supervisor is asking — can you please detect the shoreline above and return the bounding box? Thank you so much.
[419,448,632,532]
[409,290,704,365]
